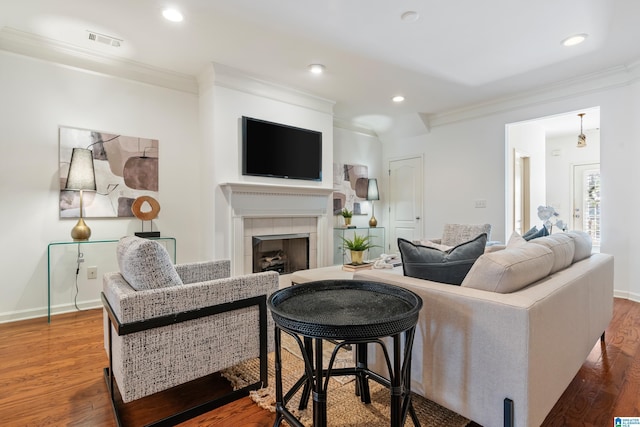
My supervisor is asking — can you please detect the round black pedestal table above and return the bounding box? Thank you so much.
[268,279,423,427]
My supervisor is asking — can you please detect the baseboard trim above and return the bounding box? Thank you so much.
[0,299,102,324]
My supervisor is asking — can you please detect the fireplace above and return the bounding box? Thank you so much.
[221,182,334,275]
[252,233,310,274]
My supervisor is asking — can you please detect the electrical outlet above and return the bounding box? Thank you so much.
[87,266,98,280]
[474,199,487,208]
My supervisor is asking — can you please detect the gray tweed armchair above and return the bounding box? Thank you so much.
[102,236,279,426]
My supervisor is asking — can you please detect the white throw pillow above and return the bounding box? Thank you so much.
[116,236,183,291]
[567,230,593,262]
[461,233,554,293]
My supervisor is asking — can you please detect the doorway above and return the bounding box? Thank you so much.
[513,151,531,235]
[388,156,423,253]
[573,163,601,250]
[506,107,600,238]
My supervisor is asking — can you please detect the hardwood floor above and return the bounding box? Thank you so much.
[0,298,638,426]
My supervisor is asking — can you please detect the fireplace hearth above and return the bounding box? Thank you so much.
[252,233,310,275]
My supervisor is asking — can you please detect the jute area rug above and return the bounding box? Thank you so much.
[221,335,469,427]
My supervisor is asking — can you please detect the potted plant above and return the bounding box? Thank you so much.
[340,234,379,265]
[340,208,353,226]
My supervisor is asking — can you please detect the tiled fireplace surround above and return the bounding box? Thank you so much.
[222,183,335,276]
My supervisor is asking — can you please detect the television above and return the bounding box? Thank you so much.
[242,116,322,181]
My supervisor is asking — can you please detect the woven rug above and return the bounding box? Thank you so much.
[221,336,469,427]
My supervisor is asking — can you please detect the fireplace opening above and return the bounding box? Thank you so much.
[252,233,310,275]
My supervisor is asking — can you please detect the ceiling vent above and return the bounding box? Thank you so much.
[87,31,122,48]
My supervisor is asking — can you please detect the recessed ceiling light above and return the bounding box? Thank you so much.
[162,8,184,22]
[562,33,588,47]
[401,11,420,22]
[308,64,326,74]
[392,95,405,103]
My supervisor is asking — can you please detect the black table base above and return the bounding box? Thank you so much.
[272,328,420,427]
[269,280,423,427]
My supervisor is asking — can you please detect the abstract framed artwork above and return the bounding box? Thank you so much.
[59,126,159,218]
[333,162,369,215]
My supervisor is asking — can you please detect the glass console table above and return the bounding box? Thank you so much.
[333,227,385,265]
[47,237,176,322]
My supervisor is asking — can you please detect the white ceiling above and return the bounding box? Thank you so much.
[1,0,634,136]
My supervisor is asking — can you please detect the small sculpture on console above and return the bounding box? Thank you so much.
[131,196,161,237]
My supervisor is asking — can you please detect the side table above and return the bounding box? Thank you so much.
[268,280,423,427]
[47,237,176,322]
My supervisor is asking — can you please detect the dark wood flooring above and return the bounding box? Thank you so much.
[0,298,638,426]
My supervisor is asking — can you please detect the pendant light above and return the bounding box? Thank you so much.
[577,113,586,148]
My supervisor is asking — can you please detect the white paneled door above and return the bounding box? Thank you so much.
[388,156,423,253]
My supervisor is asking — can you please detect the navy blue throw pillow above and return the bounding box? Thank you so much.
[398,233,487,285]
[524,225,549,241]
[522,226,538,240]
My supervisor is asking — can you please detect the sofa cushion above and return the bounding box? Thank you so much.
[398,233,487,285]
[461,232,554,293]
[528,233,575,273]
[567,230,593,262]
[116,236,183,291]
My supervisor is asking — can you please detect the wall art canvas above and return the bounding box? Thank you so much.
[333,163,368,215]
[59,126,159,218]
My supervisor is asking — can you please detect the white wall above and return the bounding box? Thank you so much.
[332,126,384,259]
[201,66,335,263]
[0,51,202,321]
[382,116,506,243]
[383,82,639,301]
[333,126,383,229]
[0,56,337,322]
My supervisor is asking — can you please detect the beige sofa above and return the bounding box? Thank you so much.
[354,232,614,427]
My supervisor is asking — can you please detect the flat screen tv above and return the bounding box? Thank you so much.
[242,116,322,181]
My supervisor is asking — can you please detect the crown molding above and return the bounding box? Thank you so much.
[0,27,198,94]
[211,62,335,115]
[332,117,378,137]
[424,63,639,128]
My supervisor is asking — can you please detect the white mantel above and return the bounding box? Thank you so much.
[220,182,334,275]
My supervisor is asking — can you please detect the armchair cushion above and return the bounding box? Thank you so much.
[398,233,487,285]
[116,236,183,291]
[441,223,492,246]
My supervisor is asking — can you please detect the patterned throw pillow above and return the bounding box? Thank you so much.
[398,233,487,285]
[116,236,183,291]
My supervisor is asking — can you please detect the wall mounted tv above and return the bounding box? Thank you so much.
[242,116,322,181]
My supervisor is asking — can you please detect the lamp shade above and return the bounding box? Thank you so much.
[65,148,96,191]
[367,178,379,201]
